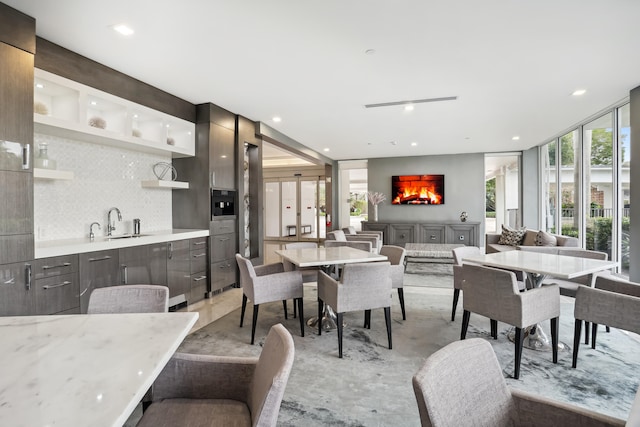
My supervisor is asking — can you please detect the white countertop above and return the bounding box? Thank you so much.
[34,228,209,258]
[276,246,388,267]
[0,312,199,427]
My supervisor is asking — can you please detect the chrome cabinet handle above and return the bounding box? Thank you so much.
[79,287,89,297]
[22,144,30,170]
[193,240,206,245]
[42,262,71,270]
[25,264,31,290]
[2,277,16,285]
[88,256,111,262]
[192,253,206,258]
[168,242,173,259]
[43,281,71,290]
[122,265,128,284]
[193,275,207,281]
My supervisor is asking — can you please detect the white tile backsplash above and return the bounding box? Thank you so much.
[34,133,174,241]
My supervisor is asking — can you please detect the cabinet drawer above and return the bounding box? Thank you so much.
[447,224,476,246]
[211,219,235,235]
[190,237,208,251]
[390,225,416,247]
[34,254,78,279]
[210,233,235,263]
[190,272,208,304]
[35,272,79,315]
[191,250,207,273]
[210,260,236,292]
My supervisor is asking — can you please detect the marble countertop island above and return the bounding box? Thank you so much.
[0,312,198,427]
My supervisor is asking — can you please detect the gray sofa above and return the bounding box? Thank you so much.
[486,228,579,254]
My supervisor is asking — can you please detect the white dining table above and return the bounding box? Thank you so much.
[275,246,388,330]
[461,250,617,350]
[0,311,198,427]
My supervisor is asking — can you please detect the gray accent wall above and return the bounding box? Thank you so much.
[630,86,640,282]
[521,147,540,229]
[367,153,486,244]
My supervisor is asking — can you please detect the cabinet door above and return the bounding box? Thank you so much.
[79,250,119,314]
[209,123,235,190]
[420,225,446,244]
[0,261,34,316]
[447,224,478,246]
[390,224,416,247]
[0,43,33,150]
[167,240,190,301]
[210,259,235,292]
[120,243,167,286]
[190,271,208,303]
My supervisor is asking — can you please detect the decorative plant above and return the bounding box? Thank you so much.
[367,191,386,206]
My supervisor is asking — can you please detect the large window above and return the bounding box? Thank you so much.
[540,103,630,277]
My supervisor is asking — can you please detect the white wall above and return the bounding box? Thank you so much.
[34,133,173,241]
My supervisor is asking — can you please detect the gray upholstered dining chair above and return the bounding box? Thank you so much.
[342,226,384,247]
[451,245,482,321]
[87,284,169,314]
[137,323,295,427]
[325,230,378,253]
[235,254,305,344]
[460,264,560,379]
[572,275,640,368]
[317,261,393,358]
[379,245,407,320]
[412,338,626,427]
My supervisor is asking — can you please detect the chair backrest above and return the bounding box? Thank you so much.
[595,275,640,298]
[342,226,357,235]
[335,262,392,312]
[380,245,406,266]
[461,264,521,322]
[235,254,257,300]
[87,284,169,314]
[451,246,482,266]
[247,323,295,427]
[412,338,516,427]
[284,242,318,249]
[327,230,347,241]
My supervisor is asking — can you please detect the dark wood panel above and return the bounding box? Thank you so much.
[35,38,196,122]
[167,241,190,300]
[78,250,120,313]
[0,3,36,53]
[0,261,35,316]
[190,272,208,303]
[0,43,34,145]
[210,124,236,189]
[34,272,79,315]
[0,171,33,235]
[33,254,78,279]
[196,102,236,130]
[210,233,236,263]
[0,234,33,265]
[210,260,235,292]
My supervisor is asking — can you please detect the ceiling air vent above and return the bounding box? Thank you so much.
[364,96,457,109]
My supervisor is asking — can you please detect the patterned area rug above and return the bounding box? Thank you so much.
[178,281,639,426]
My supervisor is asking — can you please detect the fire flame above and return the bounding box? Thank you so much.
[392,186,443,204]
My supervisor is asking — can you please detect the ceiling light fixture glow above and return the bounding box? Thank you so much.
[404,104,414,111]
[411,142,418,146]
[572,89,586,96]
[272,116,282,123]
[113,24,134,36]
[35,83,44,89]
[323,148,330,152]
[512,136,520,141]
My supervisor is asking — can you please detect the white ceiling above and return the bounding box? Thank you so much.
[6,0,640,162]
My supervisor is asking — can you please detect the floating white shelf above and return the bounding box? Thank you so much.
[141,180,189,189]
[33,168,74,180]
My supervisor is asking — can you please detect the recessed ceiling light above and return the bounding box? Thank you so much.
[572,89,586,96]
[90,101,97,106]
[323,148,330,152]
[272,116,282,123]
[35,83,44,89]
[512,136,520,141]
[411,142,418,146]
[404,104,414,112]
[112,24,134,36]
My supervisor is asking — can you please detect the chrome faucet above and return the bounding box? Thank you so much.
[107,207,122,236]
[89,222,101,241]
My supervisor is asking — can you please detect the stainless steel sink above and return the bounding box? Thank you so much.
[107,234,149,240]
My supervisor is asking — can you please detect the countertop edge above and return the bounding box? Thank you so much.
[34,229,210,259]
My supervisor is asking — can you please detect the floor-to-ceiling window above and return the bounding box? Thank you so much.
[539,102,630,277]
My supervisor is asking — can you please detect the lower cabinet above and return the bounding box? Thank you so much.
[362,221,480,247]
[78,250,119,314]
[0,261,35,316]
[189,237,208,304]
[210,219,236,292]
[210,259,235,293]
[33,254,79,315]
[119,243,167,286]
[167,240,190,307]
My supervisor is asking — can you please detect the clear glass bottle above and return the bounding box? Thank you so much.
[34,142,57,170]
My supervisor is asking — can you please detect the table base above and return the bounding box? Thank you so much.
[507,325,566,351]
[307,304,341,331]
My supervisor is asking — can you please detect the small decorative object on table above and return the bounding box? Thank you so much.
[367,191,386,222]
[34,142,57,170]
[34,102,48,115]
[166,137,175,146]
[153,162,178,181]
[132,128,142,138]
[460,211,468,222]
[88,116,107,129]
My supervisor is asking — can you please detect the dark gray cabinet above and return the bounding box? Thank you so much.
[119,243,168,286]
[33,254,79,315]
[0,261,34,316]
[0,28,35,265]
[189,237,208,303]
[79,250,119,313]
[210,219,236,292]
[167,239,191,306]
[362,221,480,247]
[209,124,235,190]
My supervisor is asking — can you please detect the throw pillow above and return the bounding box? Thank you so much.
[497,225,527,246]
[521,230,538,246]
[535,230,557,246]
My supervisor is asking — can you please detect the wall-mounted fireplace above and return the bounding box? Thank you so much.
[391,174,445,205]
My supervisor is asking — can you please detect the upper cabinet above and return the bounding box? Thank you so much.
[33,69,196,158]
